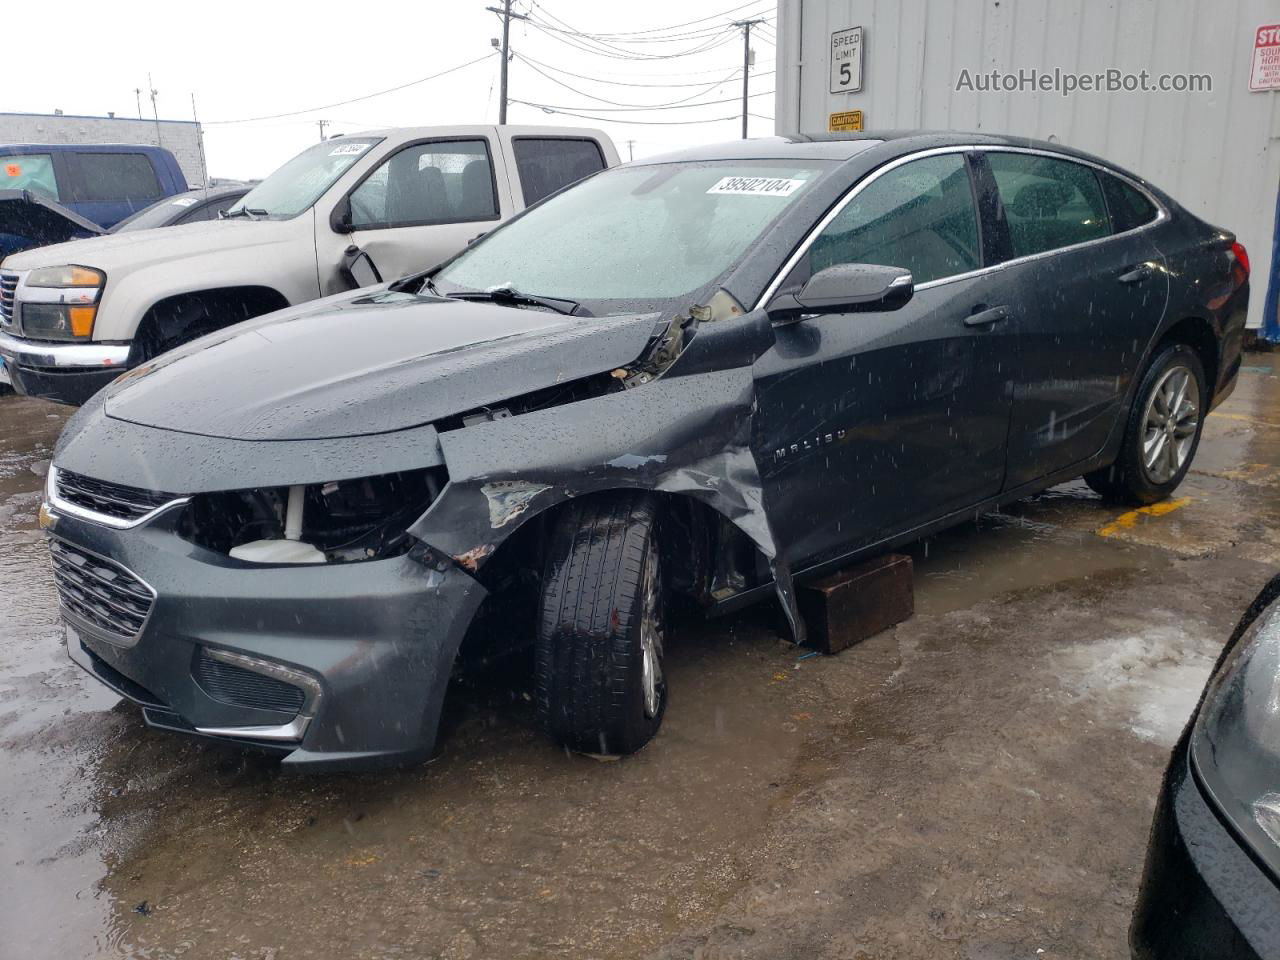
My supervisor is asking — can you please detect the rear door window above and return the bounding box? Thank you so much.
[349,139,498,229]
[1099,173,1159,233]
[512,138,606,206]
[987,152,1110,257]
[71,153,164,203]
[0,154,59,199]
[808,153,982,285]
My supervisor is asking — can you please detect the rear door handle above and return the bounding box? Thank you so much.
[1118,263,1153,284]
[964,305,1009,327]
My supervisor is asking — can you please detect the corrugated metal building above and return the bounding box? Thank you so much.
[0,112,206,187]
[774,0,1280,332]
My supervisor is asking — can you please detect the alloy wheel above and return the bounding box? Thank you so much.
[1141,364,1200,485]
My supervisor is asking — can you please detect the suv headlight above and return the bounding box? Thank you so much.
[22,265,104,341]
[1192,585,1280,877]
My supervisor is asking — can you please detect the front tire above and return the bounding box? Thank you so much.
[536,493,667,756]
[1085,344,1206,505]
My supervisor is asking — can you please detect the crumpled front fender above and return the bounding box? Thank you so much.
[408,365,804,639]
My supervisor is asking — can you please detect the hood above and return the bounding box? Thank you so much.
[103,290,663,441]
[2,214,304,271]
[0,190,103,256]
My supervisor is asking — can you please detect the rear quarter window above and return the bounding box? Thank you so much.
[513,138,606,206]
[71,153,164,203]
[1100,173,1159,233]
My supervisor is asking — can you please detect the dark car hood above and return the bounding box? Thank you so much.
[103,290,662,441]
[0,190,105,257]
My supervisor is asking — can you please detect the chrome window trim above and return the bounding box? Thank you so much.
[49,535,158,648]
[753,144,1170,309]
[45,464,190,530]
[194,647,323,743]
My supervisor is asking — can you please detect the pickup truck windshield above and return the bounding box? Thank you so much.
[436,160,832,306]
[228,138,382,219]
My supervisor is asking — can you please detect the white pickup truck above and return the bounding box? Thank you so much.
[0,125,618,404]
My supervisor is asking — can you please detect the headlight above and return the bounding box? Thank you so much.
[26,265,104,288]
[21,303,97,340]
[21,265,104,341]
[1191,588,1280,876]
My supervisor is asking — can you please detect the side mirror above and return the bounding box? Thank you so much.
[330,196,354,234]
[340,245,383,290]
[768,263,914,324]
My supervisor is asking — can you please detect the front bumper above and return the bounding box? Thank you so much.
[0,330,130,404]
[1131,742,1280,959]
[47,502,487,772]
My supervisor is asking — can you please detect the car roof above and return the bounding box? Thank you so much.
[331,124,610,140]
[632,131,1124,171]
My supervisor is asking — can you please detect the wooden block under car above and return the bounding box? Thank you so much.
[797,553,914,655]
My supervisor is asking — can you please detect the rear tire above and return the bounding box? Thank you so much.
[1084,343,1206,505]
[536,493,667,756]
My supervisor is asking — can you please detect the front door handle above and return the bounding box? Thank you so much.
[964,305,1009,327]
[1118,263,1153,284]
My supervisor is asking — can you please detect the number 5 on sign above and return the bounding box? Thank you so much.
[830,26,864,94]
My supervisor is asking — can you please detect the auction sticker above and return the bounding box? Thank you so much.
[171,197,198,206]
[329,143,370,156]
[706,176,806,197]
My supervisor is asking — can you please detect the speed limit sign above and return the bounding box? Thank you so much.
[830,26,864,94]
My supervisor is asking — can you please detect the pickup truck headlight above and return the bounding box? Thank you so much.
[21,265,104,341]
[27,265,105,288]
[1191,597,1280,877]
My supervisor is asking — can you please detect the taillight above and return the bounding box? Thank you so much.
[1231,241,1251,282]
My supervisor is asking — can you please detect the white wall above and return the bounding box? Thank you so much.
[776,0,1280,329]
[0,113,207,187]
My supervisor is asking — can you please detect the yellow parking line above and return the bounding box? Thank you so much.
[1210,411,1280,429]
[1096,497,1192,538]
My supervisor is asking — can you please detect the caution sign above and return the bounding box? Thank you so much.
[828,110,864,133]
[1250,23,1280,91]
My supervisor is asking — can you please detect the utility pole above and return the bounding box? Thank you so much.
[486,0,528,124]
[134,88,143,120]
[625,139,635,161]
[732,19,765,139]
[317,119,329,141]
[147,73,163,147]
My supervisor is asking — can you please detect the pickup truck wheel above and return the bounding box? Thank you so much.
[536,493,667,756]
[1084,344,1206,505]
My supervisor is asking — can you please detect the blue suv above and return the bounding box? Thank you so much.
[0,143,189,256]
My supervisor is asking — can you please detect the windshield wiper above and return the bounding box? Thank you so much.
[219,207,269,220]
[448,285,580,316]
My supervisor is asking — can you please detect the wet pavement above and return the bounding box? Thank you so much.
[2,356,1278,959]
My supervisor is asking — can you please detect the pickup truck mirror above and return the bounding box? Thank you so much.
[330,197,354,234]
[768,264,914,325]
[341,245,382,289]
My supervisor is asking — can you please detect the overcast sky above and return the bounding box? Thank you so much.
[12,0,777,181]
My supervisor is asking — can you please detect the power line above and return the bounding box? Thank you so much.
[515,53,740,108]
[206,53,495,124]
[523,13,741,62]
[527,0,773,39]
[516,49,773,85]
[510,100,741,125]
[511,90,774,113]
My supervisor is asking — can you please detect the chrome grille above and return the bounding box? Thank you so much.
[0,272,16,327]
[55,469,179,522]
[49,539,155,643]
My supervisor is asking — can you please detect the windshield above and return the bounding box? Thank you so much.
[228,138,382,219]
[436,160,832,309]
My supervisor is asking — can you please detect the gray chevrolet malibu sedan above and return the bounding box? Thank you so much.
[43,133,1248,770]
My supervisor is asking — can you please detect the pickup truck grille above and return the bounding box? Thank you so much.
[50,538,155,644]
[0,272,17,327]
[55,468,181,522]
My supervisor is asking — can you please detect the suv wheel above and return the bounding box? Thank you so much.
[536,493,667,755]
[1084,343,1206,505]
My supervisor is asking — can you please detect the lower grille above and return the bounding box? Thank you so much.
[194,649,306,714]
[50,539,155,643]
[55,468,181,523]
